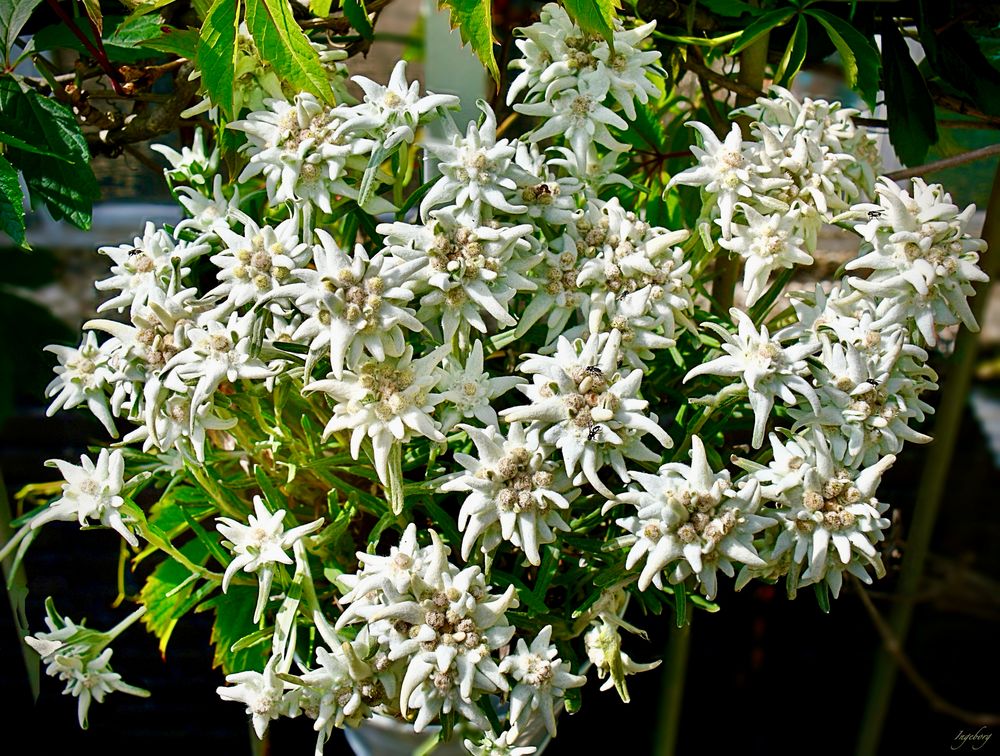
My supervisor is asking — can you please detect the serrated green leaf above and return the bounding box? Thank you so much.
[730,7,794,55]
[0,0,42,62]
[246,0,334,103]
[438,0,499,83]
[210,586,268,673]
[774,14,808,87]
[0,76,88,163]
[11,147,100,229]
[32,15,165,63]
[139,540,209,655]
[882,18,936,166]
[0,154,26,248]
[343,0,373,40]
[197,0,241,119]
[562,0,618,46]
[806,8,880,110]
[106,13,164,46]
[141,26,199,58]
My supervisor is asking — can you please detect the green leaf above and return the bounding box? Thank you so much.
[11,147,100,229]
[881,18,937,166]
[561,0,618,46]
[32,15,165,62]
[0,76,89,164]
[310,0,332,15]
[730,7,795,56]
[0,154,26,248]
[80,0,104,35]
[343,0,373,40]
[813,581,831,614]
[208,585,268,673]
[139,540,209,655]
[0,0,42,62]
[774,14,808,87]
[197,0,242,119]
[438,0,499,83]
[141,26,199,58]
[806,8,880,110]
[245,0,334,103]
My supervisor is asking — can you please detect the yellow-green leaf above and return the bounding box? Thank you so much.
[562,0,619,47]
[197,0,241,119]
[438,0,499,84]
[246,0,334,103]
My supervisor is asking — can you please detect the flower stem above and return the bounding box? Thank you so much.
[105,605,148,643]
[653,618,692,756]
[387,440,405,516]
[855,160,1000,755]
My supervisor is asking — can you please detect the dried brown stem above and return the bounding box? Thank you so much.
[884,143,1000,180]
[853,579,1000,728]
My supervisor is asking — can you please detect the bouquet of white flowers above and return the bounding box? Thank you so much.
[3,4,988,752]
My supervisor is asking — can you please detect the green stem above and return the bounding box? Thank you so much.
[386,441,405,516]
[654,619,692,756]
[103,605,148,644]
[855,160,1000,755]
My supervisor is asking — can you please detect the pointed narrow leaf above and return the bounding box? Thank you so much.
[245,0,334,103]
[730,7,794,55]
[81,0,104,34]
[197,0,241,119]
[438,0,499,83]
[343,0,373,40]
[0,0,42,61]
[881,18,937,166]
[806,8,880,109]
[774,14,808,87]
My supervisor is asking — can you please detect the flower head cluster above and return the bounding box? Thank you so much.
[502,330,672,497]
[616,437,772,597]
[25,601,149,729]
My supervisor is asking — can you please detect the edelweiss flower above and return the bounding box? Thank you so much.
[209,213,310,314]
[155,312,277,427]
[718,204,812,306]
[96,222,209,314]
[510,143,582,226]
[303,345,448,486]
[151,127,218,187]
[230,93,373,213]
[515,79,629,161]
[217,655,289,739]
[435,341,524,432]
[501,330,672,498]
[26,602,149,729]
[271,229,424,378]
[217,495,323,622]
[45,332,117,436]
[667,123,763,239]
[31,449,137,547]
[616,437,772,597]
[847,177,988,346]
[292,638,389,741]
[337,527,519,733]
[684,308,819,448]
[420,100,535,221]
[441,422,578,565]
[749,432,894,597]
[378,209,539,342]
[333,59,458,149]
[174,174,241,239]
[500,625,586,736]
